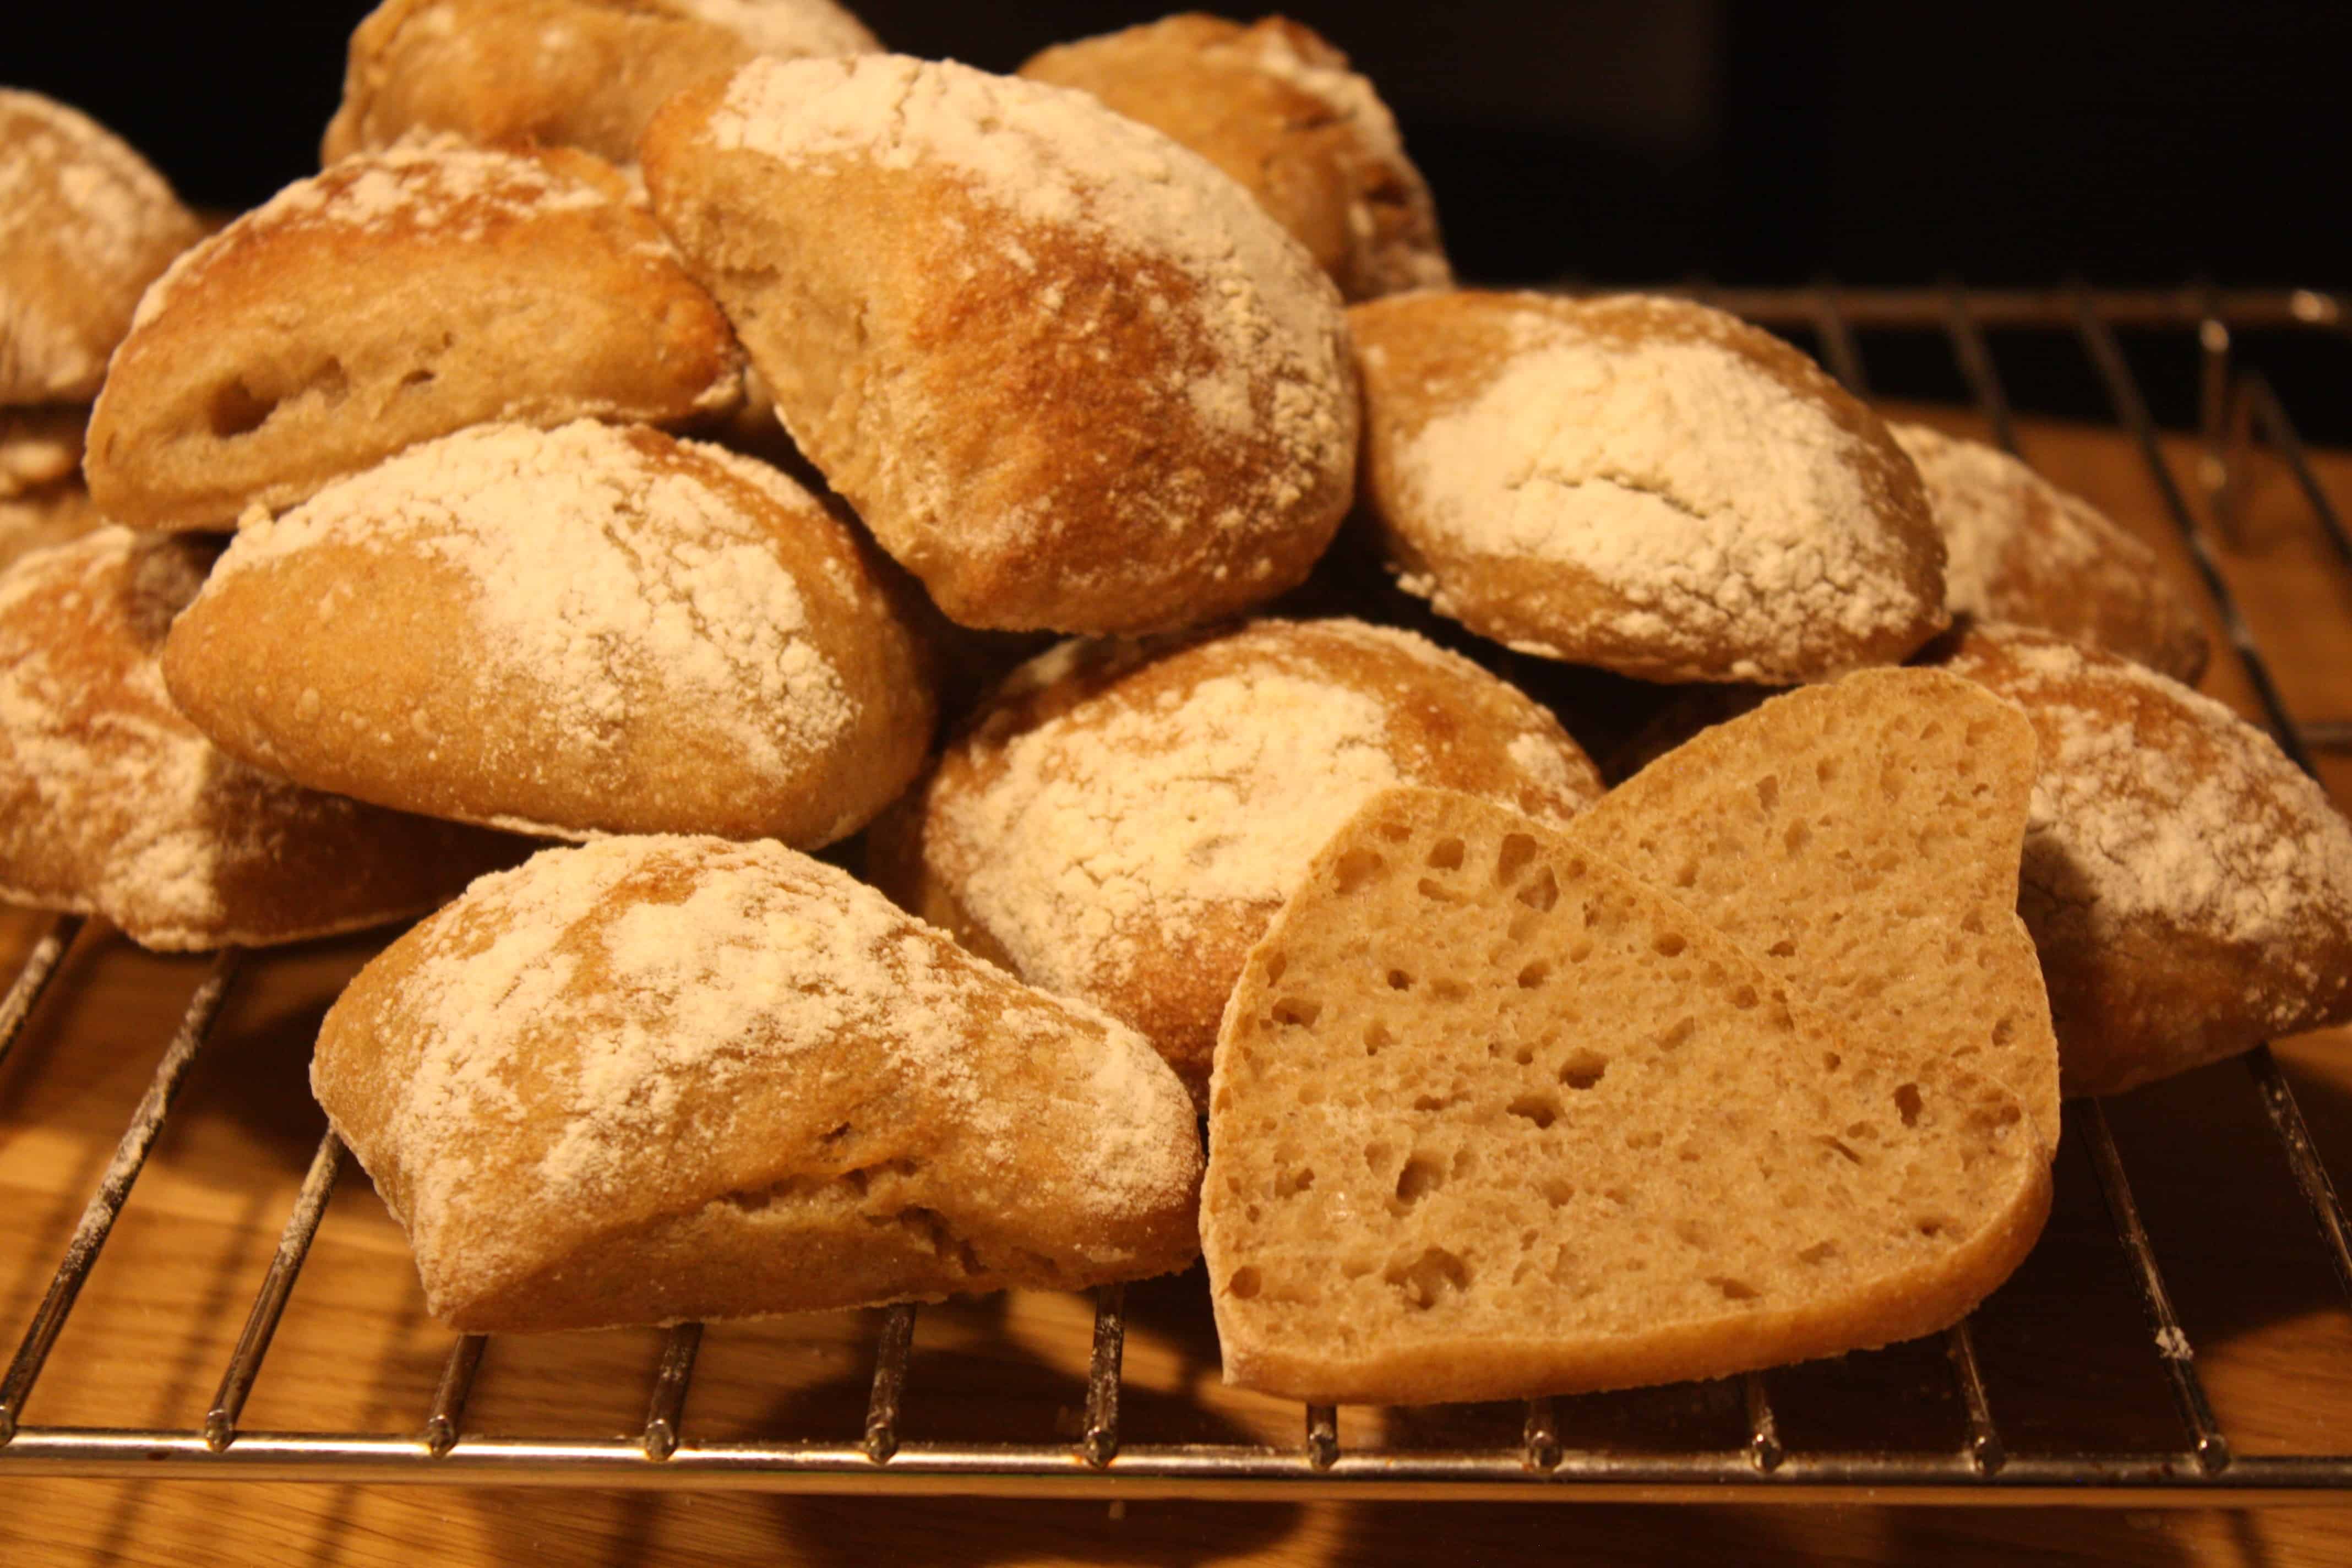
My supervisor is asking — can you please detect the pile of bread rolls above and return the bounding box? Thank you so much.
[5,3,2349,1404]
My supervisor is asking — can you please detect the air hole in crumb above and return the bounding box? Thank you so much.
[1377,820,1411,843]
[1517,961,1550,989]
[1264,952,1287,984]
[1517,868,1560,912]
[1566,941,1593,964]
[1921,720,1945,741]
[1991,1015,2017,1048]
[1799,1241,1839,1266]
[1228,1267,1262,1299]
[1730,984,1759,1010]
[1756,774,1780,813]
[1430,978,1468,1002]
[1626,1129,1662,1150]
[398,367,436,391]
[1767,938,1798,959]
[1894,1082,1924,1126]
[1673,861,1700,889]
[206,378,279,438]
[1822,1051,1842,1073]
[1277,1168,1315,1196]
[1394,1154,1445,1206]
[1961,910,1986,935]
[1709,1277,1762,1302]
[1271,997,1321,1028]
[1363,1022,1392,1057]
[1364,1140,1391,1170]
[1675,1220,1708,1248]
[1541,1178,1575,1207]
[1426,836,1466,870]
[1387,968,1413,991]
[1507,1094,1560,1129]
[1496,832,1538,883]
[1816,1135,1864,1166]
[1653,932,1687,957]
[820,1123,855,1146]
[1333,847,1386,894]
[1560,1052,1608,1090]
[1917,1217,1948,1239]
[1417,876,1460,904]
[1507,910,1542,943]
[1385,1246,1471,1309]
[1784,820,1811,853]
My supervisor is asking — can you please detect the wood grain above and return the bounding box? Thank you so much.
[6,414,2352,1565]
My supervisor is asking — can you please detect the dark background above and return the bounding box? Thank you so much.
[13,1,2349,426]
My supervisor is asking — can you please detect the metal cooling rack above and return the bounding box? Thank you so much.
[2,285,2350,1504]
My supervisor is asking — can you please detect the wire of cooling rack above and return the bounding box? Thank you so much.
[3,287,2351,1503]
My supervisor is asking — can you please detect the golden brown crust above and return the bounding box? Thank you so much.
[1350,291,1948,683]
[314,836,1204,1332]
[85,142,742,532]
[0,527,525,949]
[1931,623,2352,1096]
[1020,14,1451,302]
[322,0,880,166]
[161,423,935,847]
[1893,423,2208,684]
[640,56,1359,635]
[0,91,203,405]
[872,618,1603,1104]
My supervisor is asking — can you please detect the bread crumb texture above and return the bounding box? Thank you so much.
[0,90,201,402]
[314,835,1204,1331]
[1940,623,2352,1093]
[1202,788,2048,1404]
[1577,666,2060,1152]
[1353,292,1945,682]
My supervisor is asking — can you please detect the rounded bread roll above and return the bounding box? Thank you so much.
[870,617,1604,1102]
[1020,13,1452,302]
[85,140,743,532]
[1893,422,2207,684]
[0,91,203,405]
[323,0,880,166]
[1935,622,2352,1096]
[1351,290,1948,684]
[641,53,1360,635]
[162,421,935,847]
[314,834,1205,1332]
[0,527,522,949]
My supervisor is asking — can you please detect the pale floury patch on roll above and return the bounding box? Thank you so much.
[87,140,743,531]
[1891,422,2208,684]
[314,835,1203,1331]
[323,0,880,166]
[643,54,1359,634]
[1019,14,1452,301]
[1938,623,2352,1096]
[1352,292,1947,684]
[0,91,203,404]
[873,619,1602,1102]
[162,422,933,847]
[0,527,520,949]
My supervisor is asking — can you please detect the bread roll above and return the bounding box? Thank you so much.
[0,527,522,949]
[1204,787,2050,1403]
[323,0,880,167]
[641,54,1359,635]
[0,407,85,499]
[162,421,934,847]
[872,618,1601,1102]
[1573,668,2060,1151]
[86,141,742,531]
[1935,623,2352,1096]
[314,835,1204,1332]
[0,91,203,405]
[1351,291,1948,683]
[1893,422,2207,684]
[0,484,102,575]
[1020,14,1451,302]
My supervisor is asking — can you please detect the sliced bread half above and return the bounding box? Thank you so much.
[1203,787,2051,1404]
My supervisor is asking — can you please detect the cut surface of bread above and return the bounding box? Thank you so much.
[1572,667,2060,1152]
[1204,788,2050,1404]
[317,835,1204,1332]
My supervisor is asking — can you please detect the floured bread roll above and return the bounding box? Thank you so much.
[162,422,934,847]
[0,91,203,405]
[1574,668,2060,1152]
[1935,623,2352,1096]
[324,0,880,167]
[1351,291,1947,683]
[1020,14,1451,302]
[641,54,1359,635]
[315,835,1205,1332]
[86,141,742,532]
[1893,423,2207,684]
[871,618,1602,1102]
[0,484,102,574]
[1204,788,2049,1403]
[0,527,522,950]
[1,407,86,498]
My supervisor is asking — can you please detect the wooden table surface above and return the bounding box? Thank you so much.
[7,408,2352,1566]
